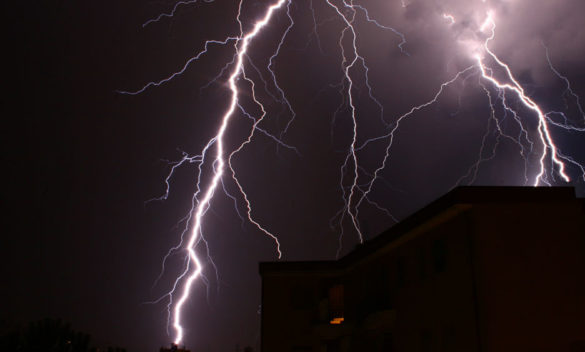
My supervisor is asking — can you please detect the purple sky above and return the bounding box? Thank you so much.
[4,0,584,351]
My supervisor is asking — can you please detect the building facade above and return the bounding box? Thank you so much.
[259,187,585,352]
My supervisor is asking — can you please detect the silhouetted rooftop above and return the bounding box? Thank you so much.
[259,186,581,274]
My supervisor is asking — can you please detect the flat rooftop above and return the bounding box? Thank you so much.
[259,186,582,274]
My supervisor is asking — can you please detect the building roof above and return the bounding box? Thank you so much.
[259,186,580,275]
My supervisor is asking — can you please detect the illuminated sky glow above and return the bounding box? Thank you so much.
[8,1,583,351]
[115,0,585,347]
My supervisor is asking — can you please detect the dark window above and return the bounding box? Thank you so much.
[358,267,392,320]
[570,340,585,352]
[382,333,394,352]
[421,330,432,352]
[328,284,344,320]
[292,346,312,352]
[326,340,340,352]
[432,238,447,274]
[417,246,427,280]
[369,267,390,307]
[396,257,406,288]
[290,285,313,310]
[441,327,455,352]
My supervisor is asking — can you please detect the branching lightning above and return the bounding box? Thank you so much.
[168,0,288,344]
[119,0,585,347]
[475,15,569,186]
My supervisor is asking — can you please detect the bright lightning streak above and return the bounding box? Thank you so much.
[543,43,585,122]
[164,0,287,344]
[325,0,409,251]
[120,0,585,348]
[325,0,365,243]
[443,13,455,25]
[117,37,238,95]
[475,12,570,186]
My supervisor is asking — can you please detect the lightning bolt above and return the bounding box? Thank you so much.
[124,0,289,344]
[443,13,456,25]
[169,0,289,344]
[142,0,214,28]
[119,0,585,348]
[324,0,410,255]
[475,12,571,186]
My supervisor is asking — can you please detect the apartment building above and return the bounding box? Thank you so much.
[259,187,585,352]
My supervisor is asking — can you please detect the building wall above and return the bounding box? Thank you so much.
[471,201,585,352]
[262,272,341,352]
[342,211,480,352]
[262,212,483,352]
[260,189,585,352]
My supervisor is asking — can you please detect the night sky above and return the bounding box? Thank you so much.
[4,0,585,351]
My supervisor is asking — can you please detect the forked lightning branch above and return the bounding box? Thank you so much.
[119,0,585,345]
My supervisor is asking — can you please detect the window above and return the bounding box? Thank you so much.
[290,285,314,310]
[569,339,585,352]
[417,246,427,280]
[421,330,432,352]
[328,284,344,322]
[396,257,406,288]
[432,238,447,274]
[441,327,455,352]
[357,267,392,320]
[368,267,391,307]
[326,340,341,352]
[382,333,394,352]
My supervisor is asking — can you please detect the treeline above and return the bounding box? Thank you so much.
[0,318,126,352]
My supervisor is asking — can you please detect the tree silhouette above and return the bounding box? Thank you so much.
[1,318,90,352]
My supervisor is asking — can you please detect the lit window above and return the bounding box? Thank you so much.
[329,317,344,325]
